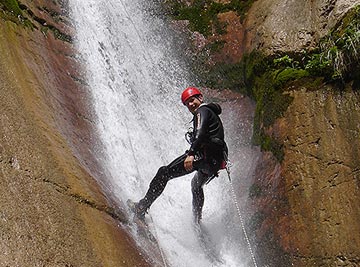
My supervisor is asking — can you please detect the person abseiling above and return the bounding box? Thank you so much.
[129,87,228,224]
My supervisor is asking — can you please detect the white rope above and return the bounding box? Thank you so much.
[228,178,259,267]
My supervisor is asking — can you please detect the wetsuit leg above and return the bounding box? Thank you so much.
[139,153,191,210]
[191,153,223,223]
[191,171,211,223]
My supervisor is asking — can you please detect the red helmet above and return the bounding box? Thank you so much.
[181,87,202,104]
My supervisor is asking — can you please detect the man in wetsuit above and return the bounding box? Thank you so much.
[129,87,228,224]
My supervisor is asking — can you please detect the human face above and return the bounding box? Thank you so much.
[184,95,203,114]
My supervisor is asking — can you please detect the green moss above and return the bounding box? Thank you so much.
[205,50,269,97]
[205,6,359,161]
[176,5,212,35]
[304,52,333,77]
[0,0,22,16]
[166,0,254,36]
[200,50,293,161]
[273,68,310,89]
[205,62,248,94]
[256,131,285,161]
[207,39,226,53]
[249,183,262,199]
[204,50,293,159]
[231,0,255,22]
[49,26,73,43]
[39,25,72,43]
[0,1,36,29]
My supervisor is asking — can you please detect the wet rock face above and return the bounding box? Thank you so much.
[280,87,360,266]
[170,0,358,65]
[251,86,360,266]
[0,0,150,266]
[244,0,359,54]
[243,2,360,263]
[212,11,246,63]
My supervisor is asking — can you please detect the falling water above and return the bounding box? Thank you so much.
[70,0,260,266]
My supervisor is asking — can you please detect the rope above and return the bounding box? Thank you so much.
[228,178,259,267]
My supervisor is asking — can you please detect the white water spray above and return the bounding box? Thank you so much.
[70,0,260,266]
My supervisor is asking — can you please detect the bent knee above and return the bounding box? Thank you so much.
[155,166,167,176]
[153,166,170,183]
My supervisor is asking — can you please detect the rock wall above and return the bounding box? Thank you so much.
[250,85,360,266]
[243,1,360,266]
[244,0,359,53]
[0,0,149,266]
[281,86,360,266]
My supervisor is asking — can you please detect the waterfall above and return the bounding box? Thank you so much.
[70,0,260,266]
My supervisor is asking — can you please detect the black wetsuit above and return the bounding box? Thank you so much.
[138,103,227,221]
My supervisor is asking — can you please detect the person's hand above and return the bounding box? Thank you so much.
[184,155,194,171]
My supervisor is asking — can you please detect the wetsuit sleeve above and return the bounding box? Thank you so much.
[187,107,210,156]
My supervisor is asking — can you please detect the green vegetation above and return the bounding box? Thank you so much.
[47,24,73,43]
[317,5,360,84]
[0,0,35,28]
[166,0,254,36]
[0,1,72,43]
[0,0,22,16]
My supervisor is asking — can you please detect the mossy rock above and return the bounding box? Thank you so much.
[249,183,263,199]
[167,0,254,36]
[272,68,309,89]
[0,0,22,16]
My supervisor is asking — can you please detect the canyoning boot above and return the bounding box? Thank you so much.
[127,199,157,242]
[127,199,147,222]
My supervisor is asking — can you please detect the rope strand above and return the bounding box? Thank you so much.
[229,179,258,267]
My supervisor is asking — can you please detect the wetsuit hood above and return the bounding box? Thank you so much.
[203,103,222,115]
